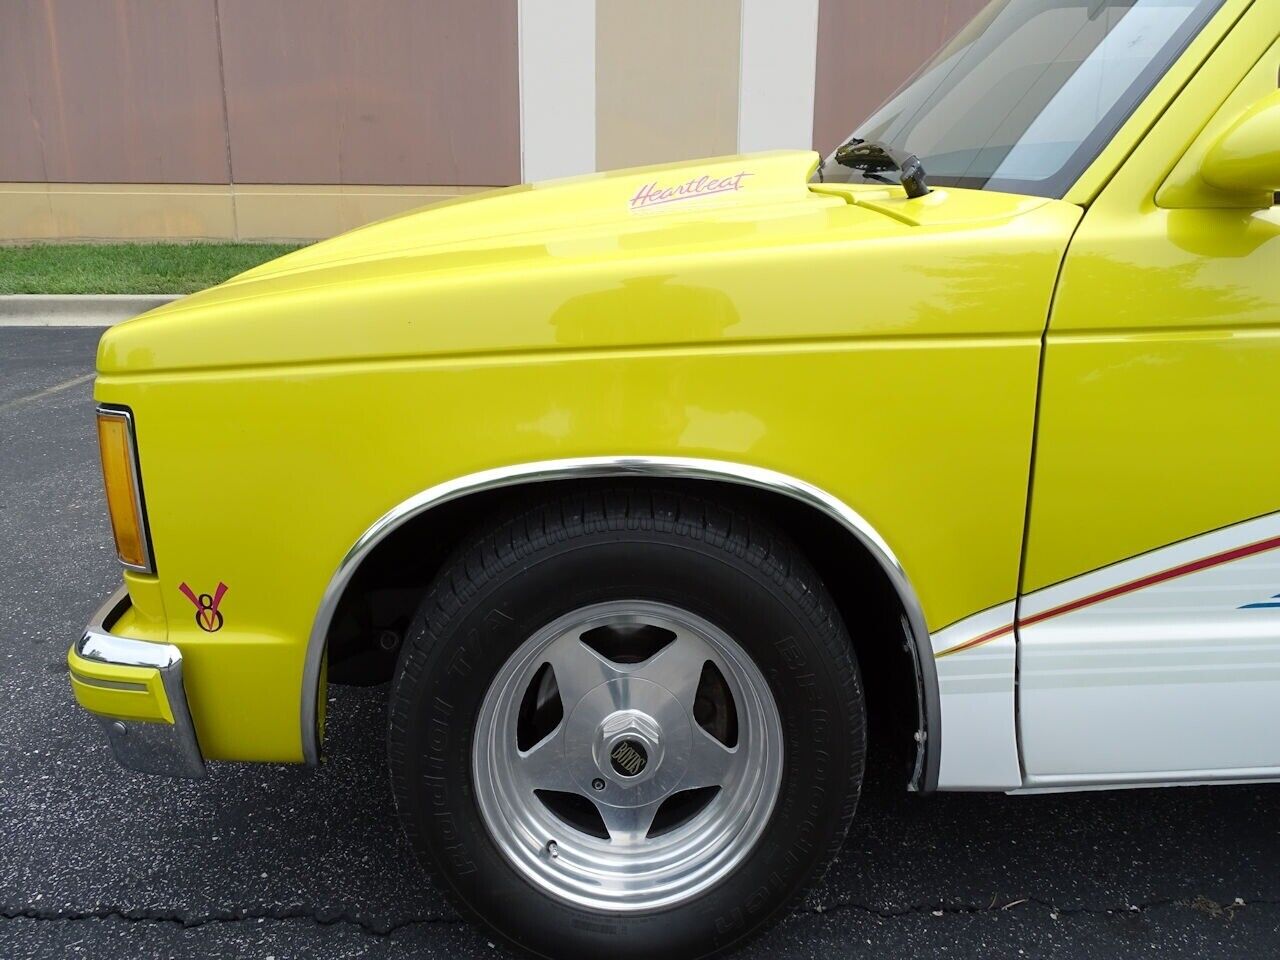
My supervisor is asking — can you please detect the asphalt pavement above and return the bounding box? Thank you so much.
[3,325,1280,959]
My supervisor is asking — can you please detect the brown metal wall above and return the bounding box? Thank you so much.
[2,0,988,189]
[0,1,229,183]
[218,0,519,185]
[812,0,991,155]
[0,0,520,186]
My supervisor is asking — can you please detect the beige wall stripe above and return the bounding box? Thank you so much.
[595,0,743,171]
[0,184,488,243]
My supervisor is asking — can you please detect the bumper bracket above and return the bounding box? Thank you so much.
[69,587,206,778]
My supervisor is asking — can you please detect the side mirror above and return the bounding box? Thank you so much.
[1199,89,1280,202]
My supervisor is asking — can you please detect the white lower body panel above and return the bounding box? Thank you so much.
[931,602,1021,790]
[930,512,1280,792]
[1019,513,1280,784]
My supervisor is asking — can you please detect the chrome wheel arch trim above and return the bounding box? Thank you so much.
[300,456,941,791]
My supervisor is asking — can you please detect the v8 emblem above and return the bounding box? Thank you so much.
[179,581,228,632]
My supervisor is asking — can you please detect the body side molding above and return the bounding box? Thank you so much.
[300,457,942,790]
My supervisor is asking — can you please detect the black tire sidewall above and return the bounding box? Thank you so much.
[389,527,863,960]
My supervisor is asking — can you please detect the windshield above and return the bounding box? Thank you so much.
[819,0,1224,198]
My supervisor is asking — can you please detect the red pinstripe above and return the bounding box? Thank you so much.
[935,533,1280,659]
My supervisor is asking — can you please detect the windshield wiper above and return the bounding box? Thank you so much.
[830,139,932,199]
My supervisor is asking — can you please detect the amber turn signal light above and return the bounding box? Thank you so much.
[96,408,152,571]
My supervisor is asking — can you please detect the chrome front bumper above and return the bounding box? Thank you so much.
[68,586,206,778]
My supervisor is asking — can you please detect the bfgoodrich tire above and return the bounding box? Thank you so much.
[387,488,865,959]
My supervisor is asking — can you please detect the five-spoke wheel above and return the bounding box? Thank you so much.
[388,489,865,959]
[474,600,783,909]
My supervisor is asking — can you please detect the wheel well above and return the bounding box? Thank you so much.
[323,477,926,788]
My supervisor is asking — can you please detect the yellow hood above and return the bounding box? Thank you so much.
[97,150,1066,375]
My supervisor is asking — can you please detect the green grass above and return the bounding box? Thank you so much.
[0,242,306,295]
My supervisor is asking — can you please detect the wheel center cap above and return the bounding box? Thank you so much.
[564,680,690,805]
[597,709,662,782]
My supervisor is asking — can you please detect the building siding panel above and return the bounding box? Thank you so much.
[218,0,520,186]
[0,0,229,184]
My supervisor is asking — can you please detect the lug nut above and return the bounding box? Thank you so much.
[591,777,606,791]
[545,840,558,859]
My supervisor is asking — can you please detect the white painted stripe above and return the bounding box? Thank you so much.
[517,0,597,183]
[1021,512,1280,619]
[737,0,820,153]
[930,601,1014,657]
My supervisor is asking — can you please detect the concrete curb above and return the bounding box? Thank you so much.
[0,294,182,327]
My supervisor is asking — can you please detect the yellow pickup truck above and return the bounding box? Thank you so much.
[68,0,1279,957]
